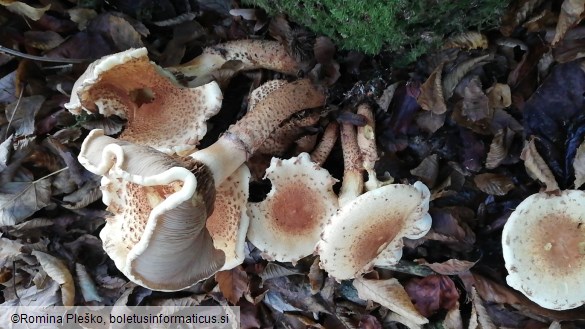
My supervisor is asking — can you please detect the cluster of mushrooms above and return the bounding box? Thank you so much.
[64,40,585,312]
[65,42,432,292]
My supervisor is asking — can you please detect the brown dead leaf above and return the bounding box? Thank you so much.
[0,0,50,20]
[461,78,491,122]
[32,250,75,307]
[404,275,459,317]
[308,256,324,294]
[444,31,488,50]
[500,0,546,36]
[443,302,463,329]
[417,63,447,114]
[473,173,515,196]
[573,140,585,187]
[24,31,65,50]
[410,154,439,187]
[553,0,585,45]
[353,277,428,325]
[443,54,492,100]
[487,83,512,110]
[215,265,249,304]
[415,111,446,134]
[0,175,52,226]
[67,8,98,30]
[5,95,45,136]
[76,263,102,303]
[259,262,301,282]
[486,129,513,169]
[419,259,477,275]
[521,137,560,191]
[469,287,497,329]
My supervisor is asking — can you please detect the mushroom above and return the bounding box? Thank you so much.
[78,129,224,291]
[205,165,251,271]
[310,121,339,166]
[338,121,364,206]
[317,182,432,280]
[170,40,300,86]
[502,190,585,310]
[247,152,338,262]
[65,48,222,155]
[357,104,383,191]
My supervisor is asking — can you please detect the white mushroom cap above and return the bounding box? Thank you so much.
[247,152,338,262]
[206,165,251,271]
[79,129,224,291]
[65,48,222,155]
[317,182,432,280]
[502,190,585,310]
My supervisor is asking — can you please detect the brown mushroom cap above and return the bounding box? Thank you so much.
[247,152,338,262]
[205,165,251,271]
[65,48,222,155]
[79,129,224,291]
[502,190,585,310]
[317,182,432,280]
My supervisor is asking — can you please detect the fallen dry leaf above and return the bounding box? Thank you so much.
[473,173,515,196]
[32,250,75,307]
[353,277,428,325]
[417,63,447,114]
[0,176,52,226]
[419,259,477,275]
[215,265,249,304]
[403,274,459,317]
[75,263,102,303]
[442,54,492,100]
[553,0,585,45]
[521,137,560,191]
[469,287,497,329]
[0,0,50,21]
[443,31,488,50]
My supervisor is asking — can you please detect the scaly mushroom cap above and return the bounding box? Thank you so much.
[247,152,338,262]
[318,182,432,280]
[65,48,222,155]
[206,165,251,271]
[502,190,585,310]
[78,129,224,291]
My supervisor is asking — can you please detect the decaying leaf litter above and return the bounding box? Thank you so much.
[1,0,585,327]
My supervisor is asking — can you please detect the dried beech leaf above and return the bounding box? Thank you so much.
[442,54,492,100]
[415,111,446,134]
[553,0,585,45]
[0,71,17,105]
[473,173,515,196]
[68,8,98,30]
[420,259,477,275]
[353,277,428,325]
[404,275,459,317]
[0,178,52,226]
[32,250,75,307]
[469,287,496,329]
[521,138,560,191]
[487,83,512,110]
[0,236,24,260]
[215,266,249,304]
[62,178,101,209]
[461,78,490,122]
[443,302,463,329]
[5,95,45,136]
[259,262,301,282]
[573,140,585,188]
[0,0,50,20]
[444,31,488,50]
[417,63,447,114]
[76,263,102,303]
[486,129,511,169]
[308,257,324,294]
[24,31,65,50]
[500,0,546,36]
[410,154,439,187]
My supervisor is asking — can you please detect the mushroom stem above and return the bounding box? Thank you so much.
[357,104,382,191]
[338,121,364,206]
[190,79,326,187]
[311,121,339,166]
[170,40,300,84]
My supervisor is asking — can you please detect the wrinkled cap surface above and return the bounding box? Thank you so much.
[66,48,222,154]
[502,190,585,310]
[206,165,251,271]
[318,182,432,280]
[247,153,338,262]
[79,129,224,291]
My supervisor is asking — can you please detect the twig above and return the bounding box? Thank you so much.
[0,45,87,64]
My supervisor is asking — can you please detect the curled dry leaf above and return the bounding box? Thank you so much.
[76,263,102,303]
[353,277,428,325]
[521,138,560,191]
[442,54,492,100]
[308,257,324,294]
[404,275,460,317]
[487,83,512,110]
[0,0,50,20]
[486,129,513,169]
[461,78,491,122]
[32,250,75,307]
[24,31,65,50]
[417,63,447,114]
[420,258,477,275]
[553,0,585,45]
[215,266,249,304]
[473,173,515,196]
[574,141,585,188]
[259,263,301,282]
[500,0,546,36]
[443,31,489,50]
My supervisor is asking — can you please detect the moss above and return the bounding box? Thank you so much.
[244,0,509,60]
